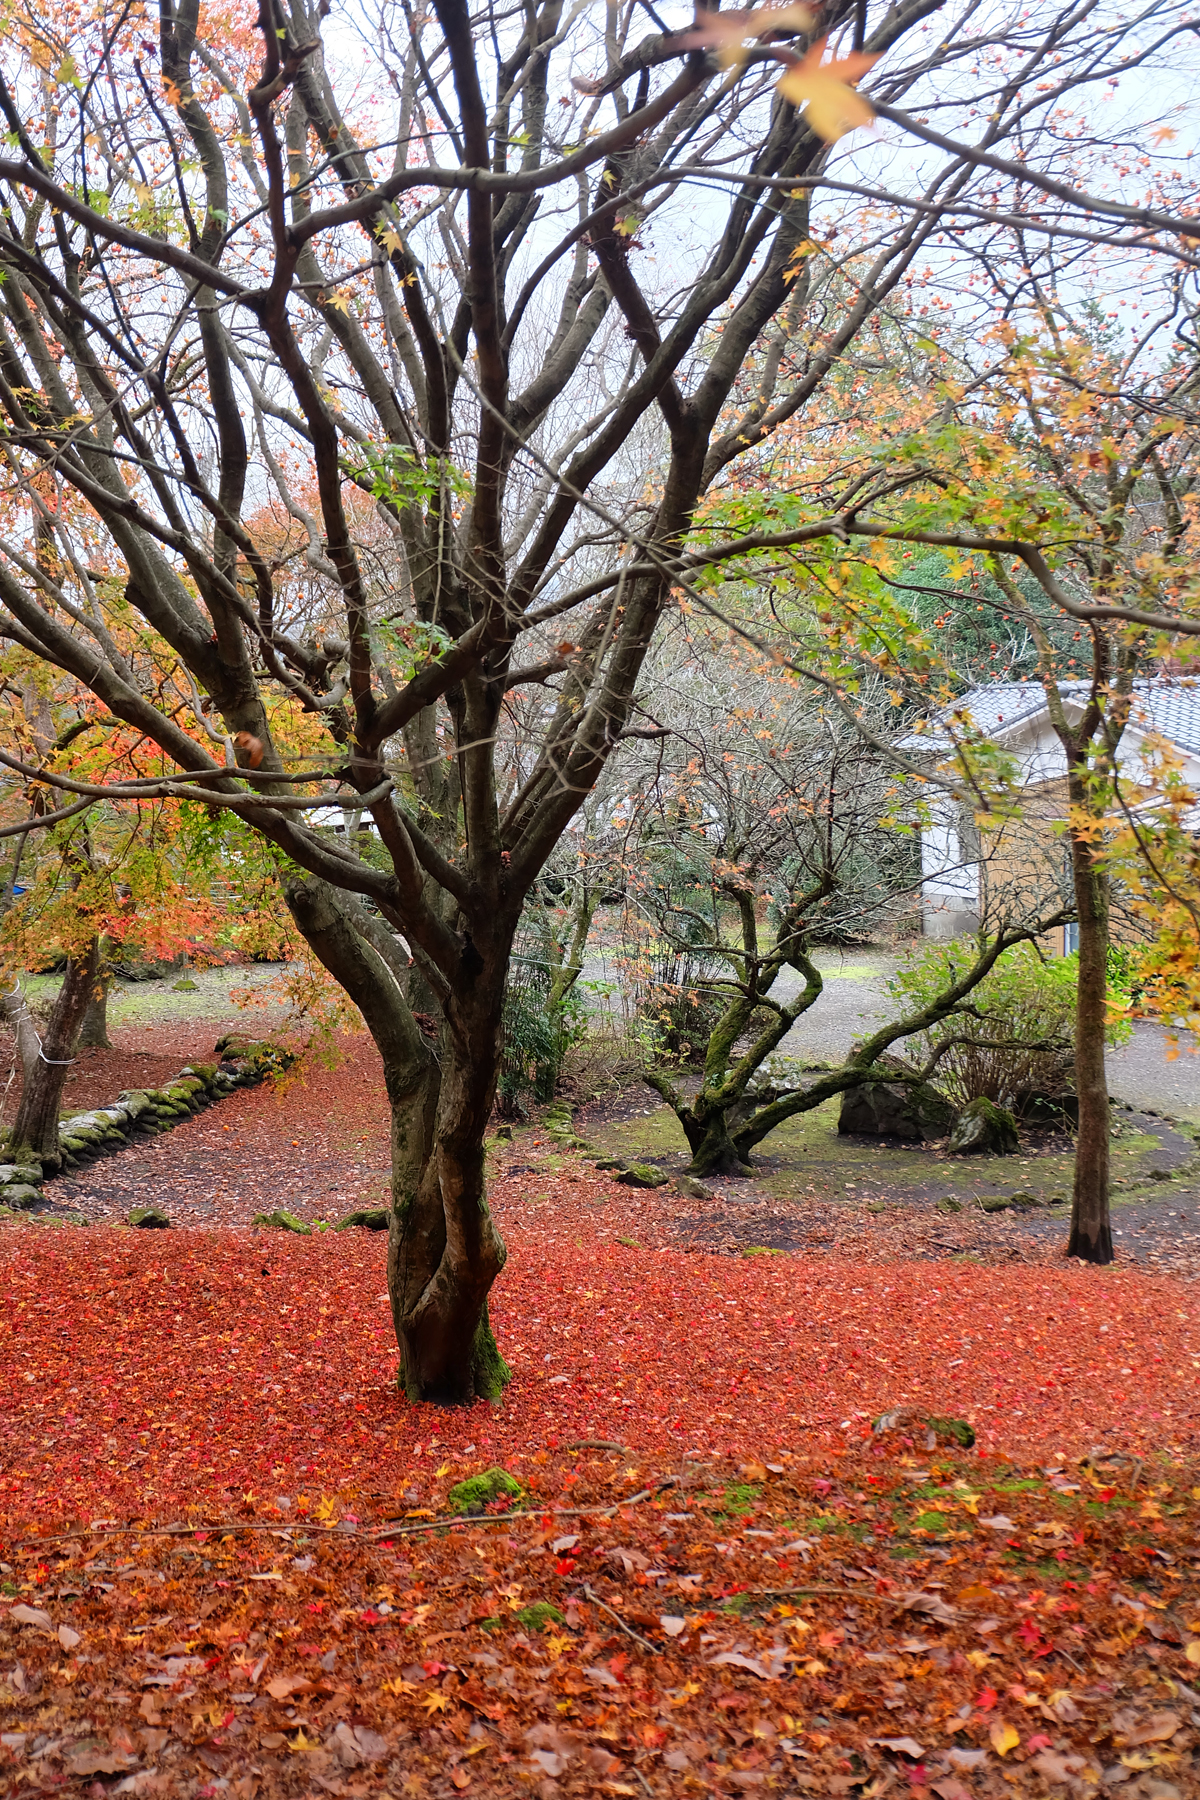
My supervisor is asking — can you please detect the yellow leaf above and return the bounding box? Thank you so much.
[314,1495,338,1524]
[326,291,352,315]
[966,1649,992,1670]
[776,41,879,142]
[422,1691,452,1714]
[55,53,80,86]
[435,1463,450,1477]
[376,223,405,255]
[381,1676,417,1696]
[545,1634,572,1661]
[990,1720,1020,1757]
[1185,1641,1200,1665]
[958,1494,981,1516]
[287,1727,322,1754]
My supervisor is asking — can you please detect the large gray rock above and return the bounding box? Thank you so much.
[0,1183,43,1210]
[838,1081,955,1142]
[947,1096,1020,1156]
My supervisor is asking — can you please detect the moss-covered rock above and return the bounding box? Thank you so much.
[947,1097,1019,1156]
[615,1163,669,1188]
[514,1601,565,1631]
[0,1183,44,1210]
[447,1467,522,1516]
[926,1415,976,1448]
[336,1207,390,1231]
[839,1080,955,1142]
[252,1208,311,1234]
[129,1206,171,1228]
[935,1197,963,1214]
[874,1406,975,1449]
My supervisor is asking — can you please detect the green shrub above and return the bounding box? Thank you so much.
[499,904,589,1113]
[886,941,1129,1109]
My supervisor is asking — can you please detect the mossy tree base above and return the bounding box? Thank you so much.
[398,1301,512,1405]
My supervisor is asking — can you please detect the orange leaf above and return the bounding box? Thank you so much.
[776,40,879,141]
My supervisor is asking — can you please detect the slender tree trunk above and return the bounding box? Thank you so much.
[7,939,99,1168]
[1067,822,1112,1263]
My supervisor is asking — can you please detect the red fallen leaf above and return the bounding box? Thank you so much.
[976,1687,999,1712]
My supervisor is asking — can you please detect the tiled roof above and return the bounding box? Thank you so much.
[910,679,1200,756]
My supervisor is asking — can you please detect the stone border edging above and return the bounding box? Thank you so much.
[0,1035,295,1222]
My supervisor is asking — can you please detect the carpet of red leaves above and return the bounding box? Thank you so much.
[2,1452,1199,1799]
[1,1213,1197,1524]
[5,1036,1200,1797]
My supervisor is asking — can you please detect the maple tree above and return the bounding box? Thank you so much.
[0,0,1190,1396]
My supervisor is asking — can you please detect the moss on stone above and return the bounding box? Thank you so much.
[447,1467,523,1515]
[927,1415,976,1448]
[252,1208,311,1234]
[514,1601,565,1631]
[336,1207,390,1231]
[129,1206,170,1228]
[615,1163,668,1188]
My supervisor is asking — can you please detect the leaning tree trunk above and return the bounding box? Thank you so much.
[1067,824,1113,1264]
[285,876,511,1405]
[7,939,99,1169]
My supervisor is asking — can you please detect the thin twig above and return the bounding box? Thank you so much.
[579,1582,661,1654]
[18,1485,681,1549]
[736,1584,893,1602]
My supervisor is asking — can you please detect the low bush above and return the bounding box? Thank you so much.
[886,941,1129,1110]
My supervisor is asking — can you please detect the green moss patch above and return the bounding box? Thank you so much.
[447,1467,523,1516]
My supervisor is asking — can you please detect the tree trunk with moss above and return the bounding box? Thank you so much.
[286,875,510,1404]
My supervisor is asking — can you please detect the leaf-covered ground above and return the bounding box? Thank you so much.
[2,1450,1199,1798]
[2,1225,1199,1522]
[4,1027,1200,1793]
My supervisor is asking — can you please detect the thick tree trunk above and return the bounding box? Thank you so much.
[1067,825,1112,1263]
[7,939,99,1168]
[389,974,511,1404]
[285,876,512,1406]
[78,957,113,1049]
[686,1114,753,1177]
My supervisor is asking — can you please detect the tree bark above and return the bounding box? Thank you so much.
[1066,820,1113,1263]
[7,939,99,1168]
[78,953,113,1049]
[284,876,511,1405]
